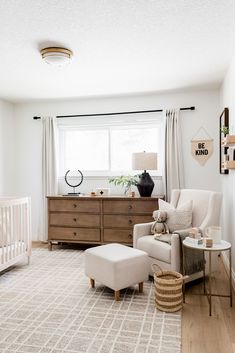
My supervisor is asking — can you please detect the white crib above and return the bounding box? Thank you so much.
[0,197,31,273]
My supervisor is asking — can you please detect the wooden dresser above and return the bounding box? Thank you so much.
[47,196,161,250]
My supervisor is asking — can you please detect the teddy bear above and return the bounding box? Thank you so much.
[151,210,169,239]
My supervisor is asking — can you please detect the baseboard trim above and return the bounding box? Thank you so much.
[221,252,235,291]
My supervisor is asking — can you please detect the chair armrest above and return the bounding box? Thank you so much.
[171,233,181,272]
[133,222,154,248]
[172,228,193,236]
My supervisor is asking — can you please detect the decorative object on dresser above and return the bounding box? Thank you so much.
[108,175,138,196]
[95,188,110,196]
[132,151,158,197]
[64,169,84,195]
[47,195,161,250]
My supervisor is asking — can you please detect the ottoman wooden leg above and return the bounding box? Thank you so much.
[90,278,95,288]
[139,282,144,293]
[115,290,120,301]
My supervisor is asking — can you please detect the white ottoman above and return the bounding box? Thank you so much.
[84,243,148,301]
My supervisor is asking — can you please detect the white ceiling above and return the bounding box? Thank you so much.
[0,0,235,102]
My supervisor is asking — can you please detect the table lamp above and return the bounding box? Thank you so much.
[132,152,158,197]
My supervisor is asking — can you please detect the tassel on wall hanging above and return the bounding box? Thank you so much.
[191,127,213,166]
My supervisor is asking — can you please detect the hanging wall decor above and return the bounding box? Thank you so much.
[219,108,229,174]
[191,127,213,166]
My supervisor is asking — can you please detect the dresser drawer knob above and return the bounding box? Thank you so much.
[129,219,133,224]
[73,232,77,236]
[128,233,133,238]
[73,218,77,222]
[128,205,133,209]
[73,204,77,208]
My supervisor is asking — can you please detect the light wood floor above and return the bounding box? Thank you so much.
[32,242,235,353]
[182,257,235,353]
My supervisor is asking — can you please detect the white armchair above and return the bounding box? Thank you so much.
[133,189,222,276]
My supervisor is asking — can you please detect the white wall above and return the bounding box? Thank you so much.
[14,88,220,240]
[220,57,235,282]
[0,99,15,195]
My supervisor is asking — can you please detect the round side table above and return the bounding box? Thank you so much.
[182,239,232,316]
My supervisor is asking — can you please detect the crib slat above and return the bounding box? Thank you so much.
[0,207,3,264]
[0,197,31,271]
[5,206,9,263]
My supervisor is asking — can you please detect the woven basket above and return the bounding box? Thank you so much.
[152,264,187,313]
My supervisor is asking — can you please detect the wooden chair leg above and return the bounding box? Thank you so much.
[90,278,95,288]
[139,282,144,293]
[115,290,120,301]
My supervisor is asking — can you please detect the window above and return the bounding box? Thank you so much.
[58,115,163,176]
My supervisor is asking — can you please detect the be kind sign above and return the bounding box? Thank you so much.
[191,139,213,166]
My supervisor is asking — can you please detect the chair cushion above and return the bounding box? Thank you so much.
[156,199,193,232]
[137,235,171,264]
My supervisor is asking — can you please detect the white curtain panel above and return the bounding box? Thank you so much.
[164,109,184,201]
[40,117,58,241]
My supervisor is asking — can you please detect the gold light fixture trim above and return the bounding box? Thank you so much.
[40,47,73,65]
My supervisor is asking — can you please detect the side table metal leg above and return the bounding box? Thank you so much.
[209,251,212,316]
[229,248,233,307]
[203,250,206,294]
[182,244,185,303]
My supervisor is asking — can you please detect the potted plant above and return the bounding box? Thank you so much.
[220,126,235,145]
[108,175,139,196]
[221,125,230,146]
[220,125,230,136]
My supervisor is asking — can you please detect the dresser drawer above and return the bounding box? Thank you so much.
[50,213,100,227]
[103,214,153,228]
[103,200,158,214]
[49,199,100,213]
[104,229,133,243]
[49,227,100,241]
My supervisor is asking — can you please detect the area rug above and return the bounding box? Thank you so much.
[0,248,181,353]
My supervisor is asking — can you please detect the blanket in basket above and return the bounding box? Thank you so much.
[154,229,205,275]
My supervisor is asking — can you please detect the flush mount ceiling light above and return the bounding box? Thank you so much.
[40,47,73,66]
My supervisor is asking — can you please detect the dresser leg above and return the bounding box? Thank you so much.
[48,242,52,251]
[90,278,95,288]
[139,282,144,293]
[115,290,120,301]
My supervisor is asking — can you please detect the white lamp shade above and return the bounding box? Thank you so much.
[132,152,158,170]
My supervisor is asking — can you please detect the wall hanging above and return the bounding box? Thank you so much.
[191,127,213,166]
[219,107,229,174]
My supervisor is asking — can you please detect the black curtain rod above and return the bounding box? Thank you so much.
[33,106,195,120]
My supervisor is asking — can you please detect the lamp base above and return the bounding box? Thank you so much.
[137,172,154,197]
